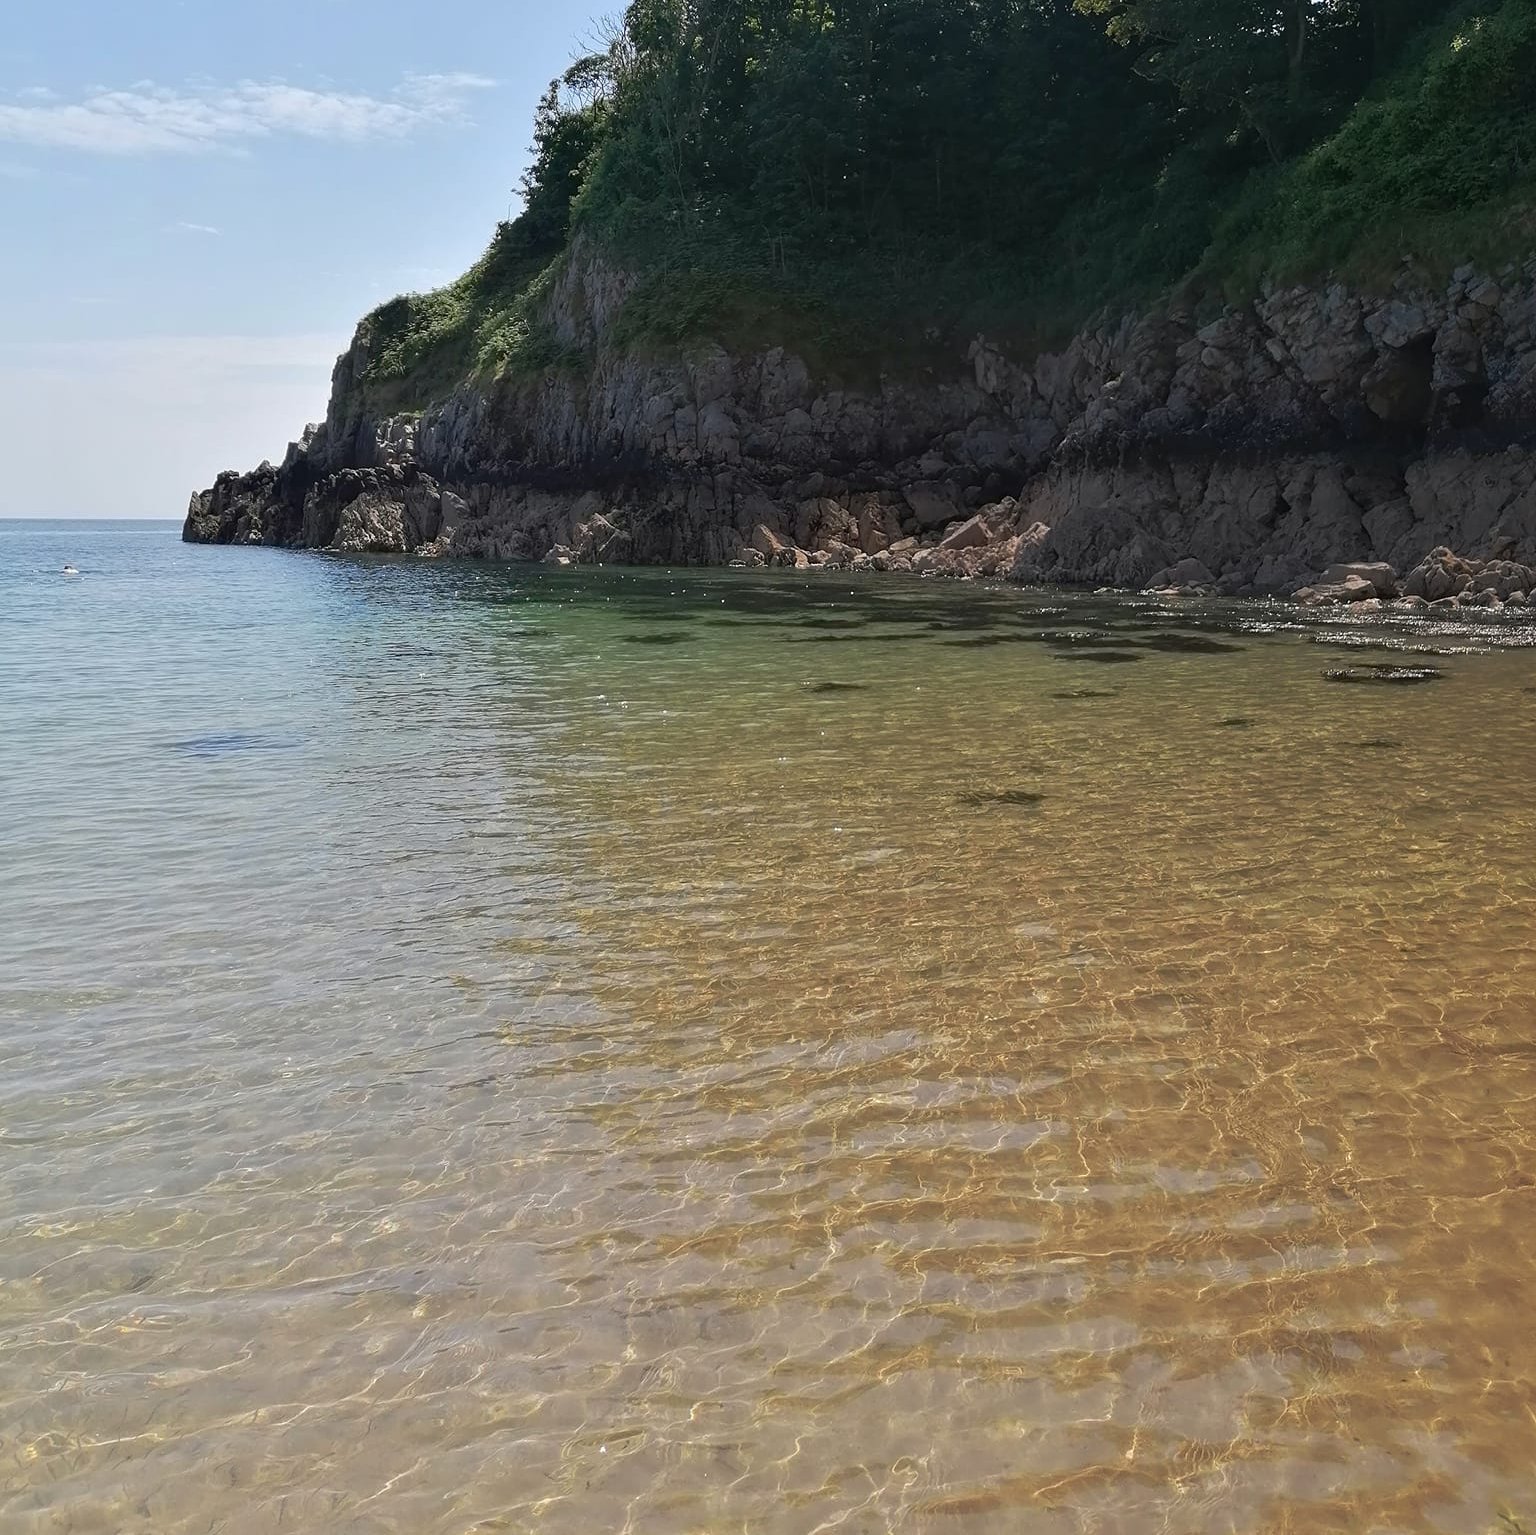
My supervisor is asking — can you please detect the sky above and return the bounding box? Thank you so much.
[0,0,610,518]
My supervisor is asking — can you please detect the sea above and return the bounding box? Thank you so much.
[3,518,1535,1534]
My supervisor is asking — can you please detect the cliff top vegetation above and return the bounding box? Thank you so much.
[359,0,1536,408]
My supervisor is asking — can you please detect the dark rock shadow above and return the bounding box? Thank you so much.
[955,789,1045,808]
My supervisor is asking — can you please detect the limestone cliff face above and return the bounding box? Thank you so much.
[184,245,1536,591]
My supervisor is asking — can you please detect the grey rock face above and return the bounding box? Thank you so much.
[185,244,1536,590]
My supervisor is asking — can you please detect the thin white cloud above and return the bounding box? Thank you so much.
[0,73,496,155]
[174,221,221,236]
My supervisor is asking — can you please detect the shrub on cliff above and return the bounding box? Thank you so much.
[1206,0,1536,288]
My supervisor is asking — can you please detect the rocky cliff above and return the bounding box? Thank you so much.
[185,245,1536,594]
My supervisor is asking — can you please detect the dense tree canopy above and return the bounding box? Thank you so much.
[511,0,1479,273]
[361,0,1536,401]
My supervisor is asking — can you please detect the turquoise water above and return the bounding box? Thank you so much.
[5,519,1536,1534]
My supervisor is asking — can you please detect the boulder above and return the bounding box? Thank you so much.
[1294,574,1378,605]
[1143,557,1216,592]
[1318,561,1398,598]
[751,523,790,559]
[1400,547,1536,603]
[576,512,632,564]
[939,515,991,553]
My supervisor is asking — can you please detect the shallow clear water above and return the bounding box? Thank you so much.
[4,520,1536,1535]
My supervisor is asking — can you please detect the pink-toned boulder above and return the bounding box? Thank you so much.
[751,523,790,559]
[939,515,990,553]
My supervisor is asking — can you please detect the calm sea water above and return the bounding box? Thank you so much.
[4,518,1536,1534]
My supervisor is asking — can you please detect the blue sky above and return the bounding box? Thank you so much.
[0,0,609,517]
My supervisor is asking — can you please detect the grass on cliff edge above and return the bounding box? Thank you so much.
[353,0,1536,411]
[355,230,583,415]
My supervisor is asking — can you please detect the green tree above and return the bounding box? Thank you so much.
[513,60,613,253]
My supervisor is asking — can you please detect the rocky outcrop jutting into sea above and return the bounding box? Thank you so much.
[185,245,1536,595]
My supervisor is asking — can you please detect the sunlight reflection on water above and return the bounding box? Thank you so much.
[2,523,1535,1534]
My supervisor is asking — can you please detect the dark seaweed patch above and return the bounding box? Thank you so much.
[805,682,869,693]
[926,616,1004,632]
[1217,717,1253,728]
[1052,650,1143,665]
[787,633,901,644]
[1354,737,1405,750]
[1137,634,1245,655]
[943,634,1042,648]
[955,789,1045,808]
[1322,665,1442,685]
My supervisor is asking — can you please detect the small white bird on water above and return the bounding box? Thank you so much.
[61,564,79,576]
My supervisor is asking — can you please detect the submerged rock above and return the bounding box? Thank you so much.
[1322,664,1443,685]
[955,788,1045,808]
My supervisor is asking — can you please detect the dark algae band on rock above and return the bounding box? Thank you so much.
[185,0,1536,601]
